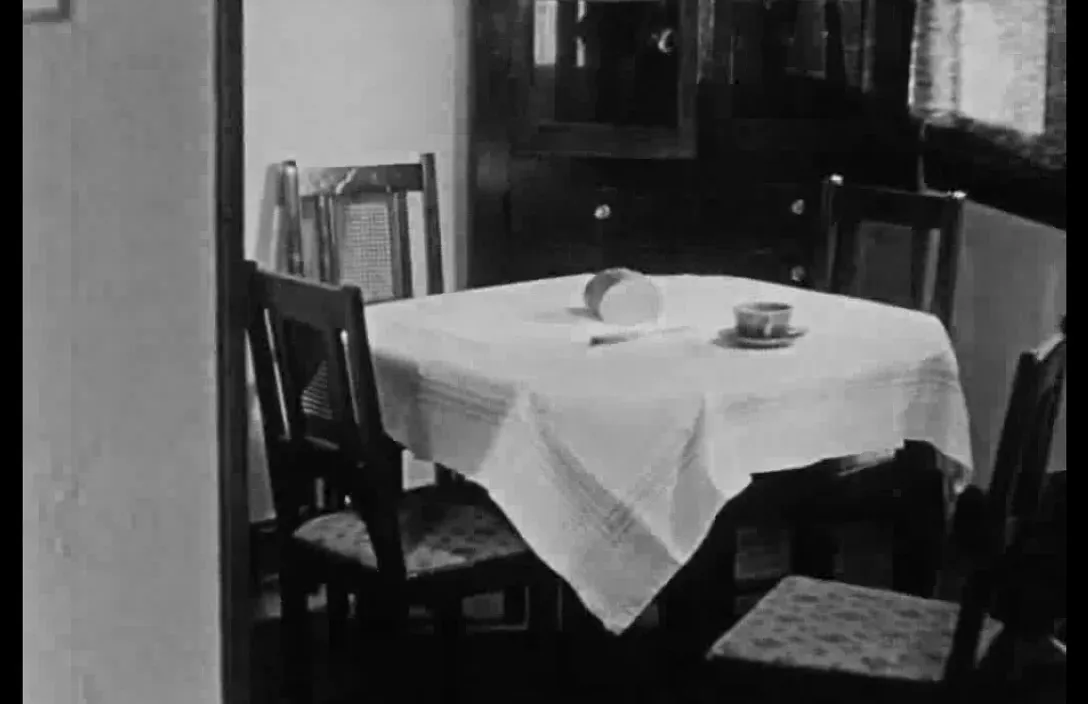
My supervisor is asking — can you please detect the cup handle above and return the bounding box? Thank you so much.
[762,320,773,338]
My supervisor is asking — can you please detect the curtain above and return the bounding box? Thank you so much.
[908,0,1065,171]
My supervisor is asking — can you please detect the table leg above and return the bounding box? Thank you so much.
[503,587,528,624]
[553,582,613,690]
[892,442,947,597]
[656,499,742,663]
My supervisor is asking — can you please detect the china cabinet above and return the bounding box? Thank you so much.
[469,0,921,288]
[510,0,700,158]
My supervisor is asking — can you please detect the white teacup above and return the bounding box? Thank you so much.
[734,301,793,339]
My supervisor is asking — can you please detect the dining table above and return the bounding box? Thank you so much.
[363,273,974,636]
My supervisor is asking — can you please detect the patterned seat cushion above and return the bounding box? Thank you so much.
[709,575,1004,682]
[293,492,529,576]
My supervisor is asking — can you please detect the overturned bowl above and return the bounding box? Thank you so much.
[584,268,663,326]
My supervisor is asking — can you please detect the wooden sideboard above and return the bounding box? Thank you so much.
[468,0,923,288]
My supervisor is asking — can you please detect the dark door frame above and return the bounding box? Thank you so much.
[216,0,250,702]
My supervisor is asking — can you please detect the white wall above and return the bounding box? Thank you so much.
[858,201,1066,486]
[243,0,470,282]
[23,1,220,702]
[952,202,1066,485]
[244,0,471,520]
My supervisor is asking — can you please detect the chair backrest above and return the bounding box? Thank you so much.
[943,326,1067,687]
[245,261,407,577]
[278,153,444,302]
[277,155,443,423]
[819,174,966,333]
[990,331,1068,529]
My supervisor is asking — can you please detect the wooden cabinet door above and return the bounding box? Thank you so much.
[510,0,701,159]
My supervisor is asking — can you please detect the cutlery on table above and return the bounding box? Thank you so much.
[589,326,693,347]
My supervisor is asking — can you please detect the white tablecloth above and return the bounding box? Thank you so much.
[365,275,974,634]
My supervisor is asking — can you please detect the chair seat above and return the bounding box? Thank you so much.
[294,490,530,577]
[708,575,1004,682]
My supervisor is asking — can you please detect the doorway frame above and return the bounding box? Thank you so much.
[216,0,250,702]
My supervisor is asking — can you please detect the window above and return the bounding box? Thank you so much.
[909,0,1065,168]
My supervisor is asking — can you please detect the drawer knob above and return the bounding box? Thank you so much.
[654,28,676,55]
[594,204,612,221]
[790,265,807,283]
[790,199,806,215]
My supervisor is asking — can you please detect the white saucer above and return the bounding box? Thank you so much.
[724,326,808,349]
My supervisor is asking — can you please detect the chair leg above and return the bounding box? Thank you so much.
[356,586,410,699]
[435,598,465,703]
[527,579,562,693]
[326,580,350,651]
[325,578,351,697]
[280,565,313,704]
[503,587,527,625]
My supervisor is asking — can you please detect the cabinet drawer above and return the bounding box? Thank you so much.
[509,173,606,248]
[696,182,823,244]
[598,188,700,250]
[505,177,822,286]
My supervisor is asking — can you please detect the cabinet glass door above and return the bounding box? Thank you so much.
[514,0,699,158]
[727,0,878,118]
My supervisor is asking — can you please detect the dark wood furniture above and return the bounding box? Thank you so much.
[509,0,700,159]
[277,153,443,298]
[667,174,972,631]
[811,171,967,581]
[245,263,558,702]
[819,173,967,333]
[469,0,925,289]
[278,153,532,627]
[751,175,969,611]
[704,326,1068,702]
[279,156,465,474]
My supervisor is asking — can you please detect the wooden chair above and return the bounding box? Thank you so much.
[705,326,1068,703]
[790,174,970,594]
[281,159,478,463]
[279,154,532,625]
[819,173,967,334]
[277,153,443,298]
[245,262,559,702]
[276,154,444,427]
